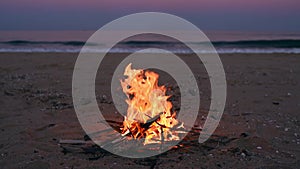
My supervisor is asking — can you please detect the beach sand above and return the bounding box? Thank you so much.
[0,52,299,168]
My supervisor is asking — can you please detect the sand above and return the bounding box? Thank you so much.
[0,52,299,169]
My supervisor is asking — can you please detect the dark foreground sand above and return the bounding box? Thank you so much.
[0,52,299,169]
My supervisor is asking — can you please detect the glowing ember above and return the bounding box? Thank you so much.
[120,63,183,145]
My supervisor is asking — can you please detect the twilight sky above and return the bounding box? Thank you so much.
[0,0,300,31]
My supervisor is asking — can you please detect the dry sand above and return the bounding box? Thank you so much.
[0,52,299,169]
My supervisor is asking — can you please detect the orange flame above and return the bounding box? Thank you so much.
[120,63,182,144]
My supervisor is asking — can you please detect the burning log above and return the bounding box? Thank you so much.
[121,112,162,137]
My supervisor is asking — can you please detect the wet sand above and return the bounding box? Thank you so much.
[0,52,299,169]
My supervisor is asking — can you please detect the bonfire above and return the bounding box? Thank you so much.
[120,63,184,145]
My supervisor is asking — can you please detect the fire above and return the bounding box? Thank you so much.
[120,63,183,145]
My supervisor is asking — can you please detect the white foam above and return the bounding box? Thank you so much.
[1,47,300,54]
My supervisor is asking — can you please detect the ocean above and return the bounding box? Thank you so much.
[1,31,300,54]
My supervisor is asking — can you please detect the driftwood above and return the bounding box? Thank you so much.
[59,118,215,158]
[58,117,245,161]
[59,126,240,161]
[59,117,201,146]
[59,139,93,145]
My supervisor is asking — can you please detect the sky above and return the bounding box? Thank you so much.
[0,0,300,31]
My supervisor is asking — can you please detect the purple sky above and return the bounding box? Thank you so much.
[0,0,300,31]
